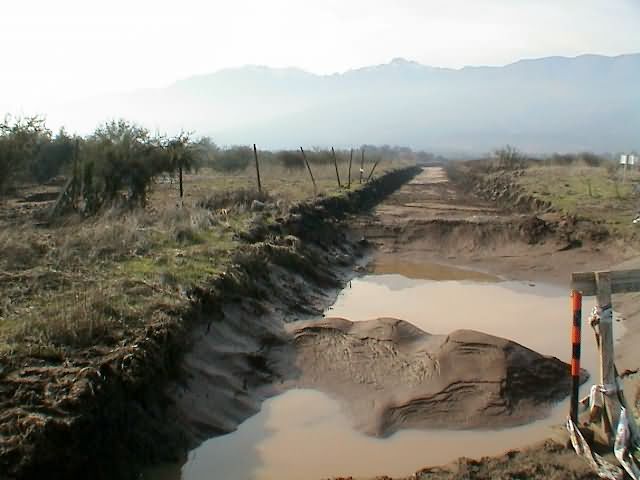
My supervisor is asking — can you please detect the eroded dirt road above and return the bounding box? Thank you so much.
[359,166,619,284]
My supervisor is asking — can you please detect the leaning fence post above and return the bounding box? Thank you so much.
[300,147,317,195]
[253,143,262,193]
[348,148,353,189]
[570,290,582,424]
[331,147,342,188]
[366,159,380,182]
[178,159,184,199]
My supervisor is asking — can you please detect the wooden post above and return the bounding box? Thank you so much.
[570,290,582,424]
[348,148,353,189]
[300,147,317,195]
[331,147,342,188]
[595,271,621,441]
[366,159,380,182]
[571,268,640,446]
[253,144,262,193]
[359,148,365,184]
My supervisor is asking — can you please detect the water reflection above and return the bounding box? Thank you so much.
[148,266,618,480]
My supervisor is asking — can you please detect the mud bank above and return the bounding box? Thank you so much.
[410,439,599,480]
[273,318,580,437]
[0,166,420,480]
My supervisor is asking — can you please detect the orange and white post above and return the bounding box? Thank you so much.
[570,290,582,423]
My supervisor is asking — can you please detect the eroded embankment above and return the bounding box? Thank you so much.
[0,166,420,480]
[356,165,619,289]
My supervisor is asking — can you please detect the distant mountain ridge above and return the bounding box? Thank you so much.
[58,53,640,154]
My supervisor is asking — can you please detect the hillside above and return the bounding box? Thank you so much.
[55,54,640,153]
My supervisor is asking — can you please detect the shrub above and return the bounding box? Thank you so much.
[210,146,251,172]
[275,150,305,169]
[0,115,51,193]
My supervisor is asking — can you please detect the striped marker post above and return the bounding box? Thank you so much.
[570,290,582,423]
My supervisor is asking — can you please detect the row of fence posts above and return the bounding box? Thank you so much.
[63,142,380,207]
[252,144,380,194]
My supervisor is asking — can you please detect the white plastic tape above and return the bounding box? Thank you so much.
[614,408,640,480]
[567,417,624,480]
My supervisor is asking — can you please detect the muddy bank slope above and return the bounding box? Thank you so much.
[0,166,420,480]
[273,317,578,437]
[407,440,598,480]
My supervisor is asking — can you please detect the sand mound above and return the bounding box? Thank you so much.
[276,317,581,436]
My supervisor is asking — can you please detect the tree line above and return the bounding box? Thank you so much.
[0,115,434,214]
[0,116,200,211]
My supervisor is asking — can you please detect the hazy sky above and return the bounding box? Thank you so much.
[2,0,639,113]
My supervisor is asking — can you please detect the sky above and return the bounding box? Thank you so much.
[1,0,639,114]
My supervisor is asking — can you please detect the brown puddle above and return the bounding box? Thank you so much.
[371,258,500,282]
[147,265,621,480]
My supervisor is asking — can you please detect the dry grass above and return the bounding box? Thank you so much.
[0,203,240,360]
[517,164,640,238]
[149,157,407,208]
[0,156,411,362]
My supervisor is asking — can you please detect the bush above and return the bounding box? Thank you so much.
[0,115,51,193]
[210,146,251,172]
[81,120,193,210]
[549,152,604,167]
[31,133,75,183]
[198,187,271,211]
[275,150,305,169]
[493,145,526,170]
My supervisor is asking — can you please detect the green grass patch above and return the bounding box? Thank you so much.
[518,165,640,237]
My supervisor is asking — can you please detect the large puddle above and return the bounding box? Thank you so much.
[147,262,621,480]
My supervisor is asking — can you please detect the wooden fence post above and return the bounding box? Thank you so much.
[331,147,342,188]
[595,271,621,441]
[348,148,353,189]
[253,144,262,193]
[366,159,380,182]
[300,147,317,195]
[359,148,365,184]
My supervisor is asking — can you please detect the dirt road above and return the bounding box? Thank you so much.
[359,166,620,283]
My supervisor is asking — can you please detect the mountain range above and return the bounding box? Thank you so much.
[56,54,640,154]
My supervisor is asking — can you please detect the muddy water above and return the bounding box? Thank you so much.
[149,262,621,480]
[371,257,500,282]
